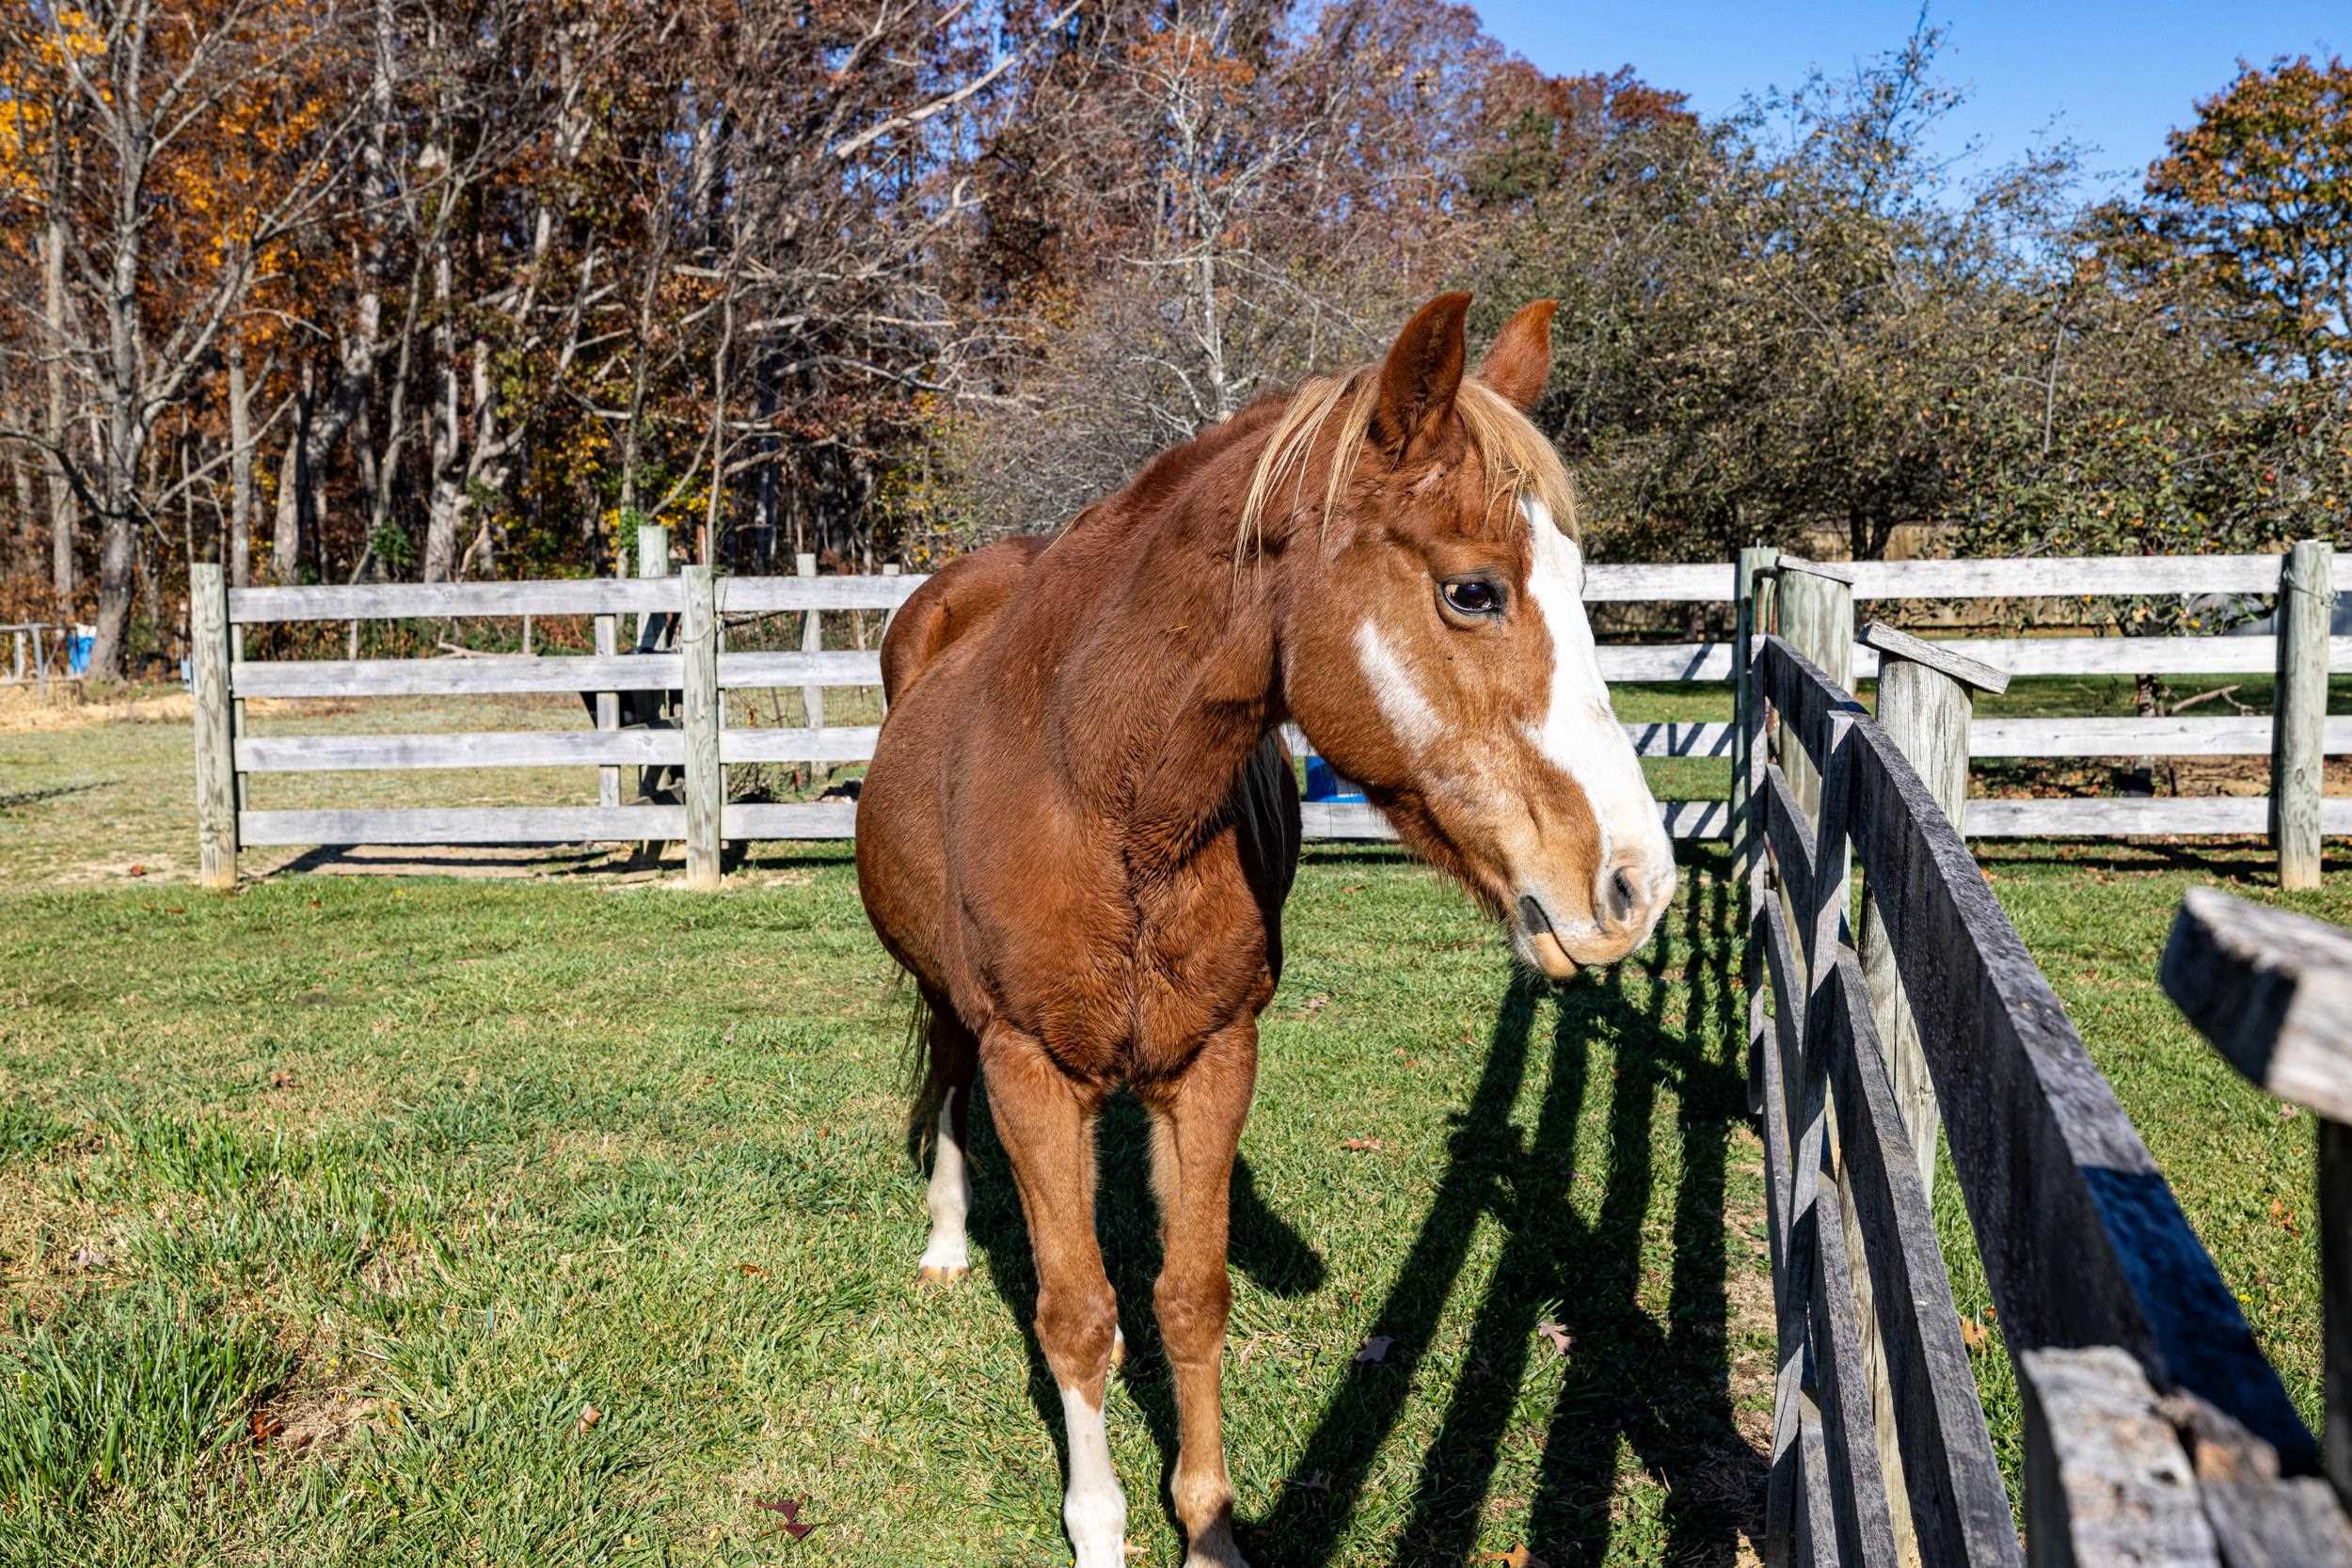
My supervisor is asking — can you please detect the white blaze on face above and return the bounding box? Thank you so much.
[1058,1384,1127,1567]
[1355,617,1442,752]
[1519,500,1675,897]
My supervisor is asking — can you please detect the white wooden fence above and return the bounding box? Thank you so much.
[189,534,2345,888]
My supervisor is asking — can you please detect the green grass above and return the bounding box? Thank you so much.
[0,843,1770,1566]
[2,675,2345,1563]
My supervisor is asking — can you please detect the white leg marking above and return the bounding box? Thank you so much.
[1355,617,1441,752]
[1060,1383,1128,1568]
[918,1088,969,1275]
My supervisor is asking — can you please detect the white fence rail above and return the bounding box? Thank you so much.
[188,535,2346,886]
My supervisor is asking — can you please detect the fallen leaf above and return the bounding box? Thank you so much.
[164,906,184,914]
[1281,1470,1330,1492]
[1479,1547,1550,1568]
[1340,1137,1383,1152]
[70,1246,108,1271]
[2282,1103,2302,1119]
[1304,995,1329,1013]
[127,864,146,878]
[1341,883,1364,894]
[754,1496,814,1540]
[1959,1316,1987,1353]
[1354,1333,1394,1365]
[268,1069,297,1089]
[574,1402,602,1434]
[249,1406,285,1448]
[738,1261,768,1276]
[1535,1321,1572,1356]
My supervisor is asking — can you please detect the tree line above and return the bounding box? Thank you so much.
[0,2,2344,678]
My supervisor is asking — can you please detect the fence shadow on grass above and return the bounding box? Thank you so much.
[958,847,1763,1566]
[1243,847,1762,1567]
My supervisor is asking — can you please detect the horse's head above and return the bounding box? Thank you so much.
[1262,293,1676,978]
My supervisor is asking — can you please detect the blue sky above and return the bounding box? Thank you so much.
[1471,2,2344,196]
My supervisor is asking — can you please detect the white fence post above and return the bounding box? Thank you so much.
[191,563,238,889]
[1855,623,2010,1192]
[680,563,722,889]
[798,551,824,778]
[2275,538,2332,890]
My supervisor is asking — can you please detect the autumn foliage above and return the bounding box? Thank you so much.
[0,8,2343,678]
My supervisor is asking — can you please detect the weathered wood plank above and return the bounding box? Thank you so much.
[2018,1346,2218,1568]
[679,566,723,889]
[720,726,885,765]
[721,575,925,612]
[1970,716,2352,758]
[2170,1394,2352,1567]
[232,654,683,698]
[1813,660,2316,1465]
[796,553,825,774]
[1858,621,2010,694]
[2275,541,2332,888]
[1807,1174,1903,1568]
[239,806,686,845]
[722,801,859,838]
[1597,642,1734,682]
[1795,1388,1845,1568]
[2160,886,2352,1123]
[1847,553,2284,600]
[717,649,885,688]
[1581,562,1730,601]
[1851,635,2352,679]
[191,563,238,889]
[1777,573,1854,820]
[229,578,680,623]
[1282,721,1735,760]
[1763,766,1820,939]
[1965,797,2352,838]
[236,730,686,771]
[1820,951,2022,1568]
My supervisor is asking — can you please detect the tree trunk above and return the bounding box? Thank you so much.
[44,207,73,601]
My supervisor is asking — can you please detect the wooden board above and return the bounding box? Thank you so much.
[717,650,885,688]
[721,576,925,612]
[233,654,682,698]
[1845,554,2283,600]
[721,726,886,765]
[1850,635,2352,680]
[1971,717,2352,758]
[2018,1346,2219,1568]
[1807,1176,1903,1568]
[239,806,687,845]
[1964,797,2352,838]
[236,730,686,771]
[723,801,860,839]
[2159,887,2352,1129]
[230,578,679,624]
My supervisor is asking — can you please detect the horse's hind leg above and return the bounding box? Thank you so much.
[1149,1022,1257,1568]
[982,1022,1126,1568]
[916,991,977,1286]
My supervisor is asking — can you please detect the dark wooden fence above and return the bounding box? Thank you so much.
[1744,611,2352,1563]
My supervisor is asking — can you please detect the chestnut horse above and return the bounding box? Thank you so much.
[854,294,1676,1567]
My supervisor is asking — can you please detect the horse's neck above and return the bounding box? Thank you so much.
[1030,483,1287,870]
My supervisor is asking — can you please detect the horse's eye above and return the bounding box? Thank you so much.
[1441,578,1503,618]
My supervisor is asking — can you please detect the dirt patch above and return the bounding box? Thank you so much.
[0,685,356,734]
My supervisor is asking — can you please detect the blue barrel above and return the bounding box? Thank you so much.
[1303,755,1365,804]
[67,631,94,675]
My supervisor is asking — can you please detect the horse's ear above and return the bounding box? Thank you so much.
[1475,300,1558,410]
[1373,293,1471,458]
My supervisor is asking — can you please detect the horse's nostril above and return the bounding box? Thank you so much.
[1609,867,1639,924]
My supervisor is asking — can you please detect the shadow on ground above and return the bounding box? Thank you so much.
[959,847,1765,1566]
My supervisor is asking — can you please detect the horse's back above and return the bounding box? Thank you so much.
[880,536,1050,703]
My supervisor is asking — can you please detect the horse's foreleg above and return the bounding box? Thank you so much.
[1149,1022,1258,1568]
[981,1023,1126,1568]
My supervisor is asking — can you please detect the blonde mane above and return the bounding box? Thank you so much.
[1233,371,1580,568]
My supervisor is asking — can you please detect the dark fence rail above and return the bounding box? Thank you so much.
[1748,626,2352,1564]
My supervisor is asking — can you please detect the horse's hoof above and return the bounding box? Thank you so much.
[916,1263,969,1288]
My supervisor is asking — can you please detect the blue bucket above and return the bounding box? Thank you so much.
[67,632,94,675]
[1303,755,1365,804]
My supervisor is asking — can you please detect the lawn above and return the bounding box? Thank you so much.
[0,674,2344,1566]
